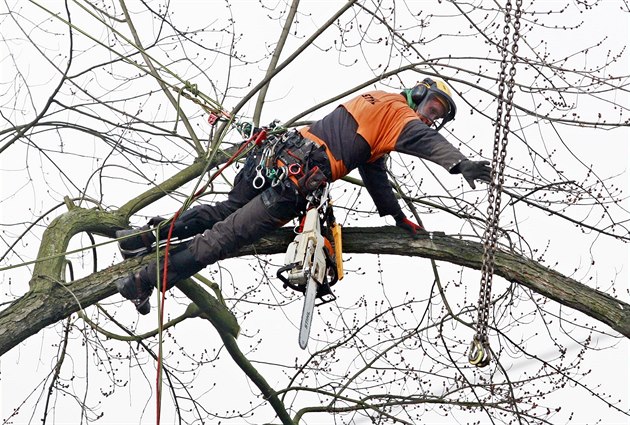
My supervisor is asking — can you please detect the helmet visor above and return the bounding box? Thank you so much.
[416,92,450,127]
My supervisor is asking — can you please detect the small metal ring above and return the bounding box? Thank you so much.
[288,163,302,175]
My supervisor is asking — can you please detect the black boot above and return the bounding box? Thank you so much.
[115,247,205,315]
[116,209,216,259]
[115,269,154,315]
[116,216,167,259]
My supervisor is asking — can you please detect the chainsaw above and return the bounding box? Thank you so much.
[276,198,343,349]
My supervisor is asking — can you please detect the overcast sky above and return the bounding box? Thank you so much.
[1,1,629,424]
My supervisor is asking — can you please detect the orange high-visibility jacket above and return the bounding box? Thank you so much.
[300,90,466,218]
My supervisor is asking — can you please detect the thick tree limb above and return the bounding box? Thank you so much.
[219,333,295,425]
[0,254,239,356]
[238,227,630,339]
[2,226,629,357]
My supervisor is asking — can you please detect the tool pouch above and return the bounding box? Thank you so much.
[297,165,327,196]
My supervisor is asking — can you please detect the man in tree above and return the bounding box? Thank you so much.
[115,78,491,314]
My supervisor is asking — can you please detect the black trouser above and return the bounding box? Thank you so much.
[147,132,332,287]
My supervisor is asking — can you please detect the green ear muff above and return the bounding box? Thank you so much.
[407,81,431,110]
[404,89,416,109]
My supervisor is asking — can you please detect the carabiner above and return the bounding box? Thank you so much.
[272,166,287,187]
[278,165,287,180]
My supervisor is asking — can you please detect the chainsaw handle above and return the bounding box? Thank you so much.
[277,260,337,306]
[277,262,301,291]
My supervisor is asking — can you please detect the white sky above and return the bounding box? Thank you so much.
[1,0,629,424]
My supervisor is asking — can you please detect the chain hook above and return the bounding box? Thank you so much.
[468,335,492,368]
[469,0,522,370]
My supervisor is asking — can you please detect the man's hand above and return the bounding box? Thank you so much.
[393,213,427,237]
[458,160,491,189]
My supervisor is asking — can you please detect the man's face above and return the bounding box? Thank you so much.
[416,94,449,127]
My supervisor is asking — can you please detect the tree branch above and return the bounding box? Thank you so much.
[3,226,628,357]
[252,0,301,127]
[239,227,630,339]
[118,0,204,155]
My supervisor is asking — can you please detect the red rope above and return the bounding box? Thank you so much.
[155,130,266,424]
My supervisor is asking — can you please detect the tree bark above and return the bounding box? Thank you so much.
[2,226,628,356]
[239,226,630,339]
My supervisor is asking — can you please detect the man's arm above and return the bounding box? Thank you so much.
[357,157,403,218]
[358,158,427,237]
[395,120,490,188]
[395,120,466,170]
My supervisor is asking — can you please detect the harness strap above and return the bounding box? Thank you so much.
[252,131,330,196]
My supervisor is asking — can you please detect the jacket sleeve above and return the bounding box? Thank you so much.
[357,157,403,218]
[395,120,467,173]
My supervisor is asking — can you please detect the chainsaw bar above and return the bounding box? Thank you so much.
[298,277,318,349]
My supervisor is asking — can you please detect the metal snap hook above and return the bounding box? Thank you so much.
[272,166,287,187]
[468,335,491,367]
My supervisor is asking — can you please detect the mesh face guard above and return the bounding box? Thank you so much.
[405,78,457,131]
[416,92,450,129]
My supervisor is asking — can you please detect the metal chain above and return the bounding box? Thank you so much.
[469,0,522,367]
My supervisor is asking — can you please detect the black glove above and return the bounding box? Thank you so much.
[393,213,427,238]
[457,160,491,189]
[147,216,168,227]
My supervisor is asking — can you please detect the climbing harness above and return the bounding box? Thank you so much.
[276,186,343,349]
[247,129,330,197]
[247,129,342,349]
[468,0,522,368]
